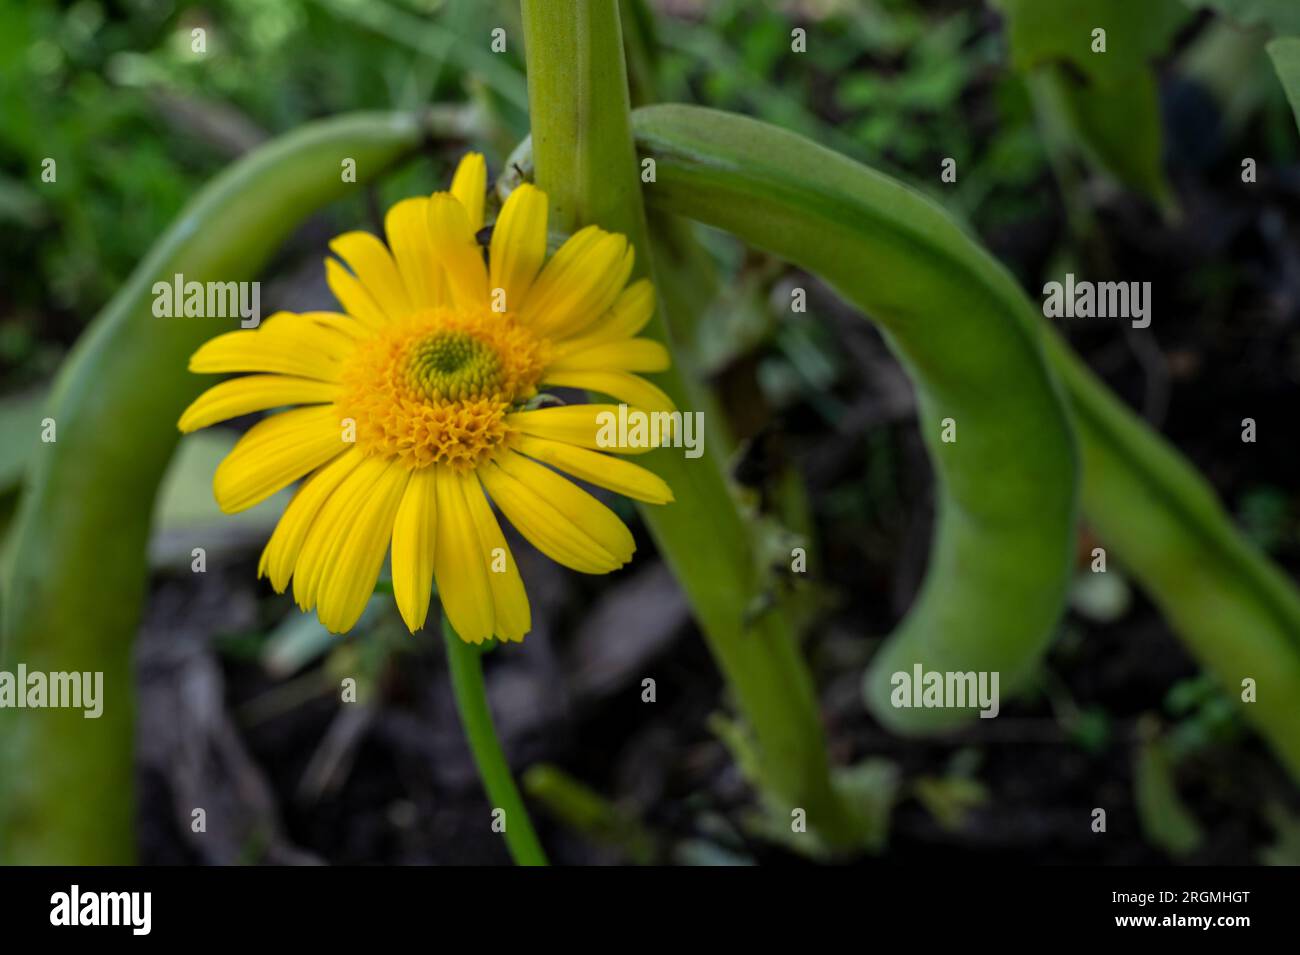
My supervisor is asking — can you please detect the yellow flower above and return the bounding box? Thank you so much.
[179,154,674,642]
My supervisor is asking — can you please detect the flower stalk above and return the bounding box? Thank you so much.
[441,616,548,866]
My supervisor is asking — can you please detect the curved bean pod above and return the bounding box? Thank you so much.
[0,110,464,863]
[632,104,1300,777]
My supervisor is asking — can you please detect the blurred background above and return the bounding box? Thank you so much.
[2,0,1300,864]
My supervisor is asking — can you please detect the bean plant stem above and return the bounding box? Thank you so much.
[519,0,866,845]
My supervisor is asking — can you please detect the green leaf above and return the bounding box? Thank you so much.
[1260,803,1300,865]
[260,608,344,680]
[312,0,529,112]
[1186,0,1300,35]
[0,176,48,229]
[0,387,48,492]
[1267,36,1300,131]
[994,0,1183,206]
[914,775,989,832]
[150,430,290,570]
[1033,69,1175,209]
[832,760,899,853]
[1134,724,1204,858]
[522,763,657,864]
[711,712,898,856]
[993,0,1187,84]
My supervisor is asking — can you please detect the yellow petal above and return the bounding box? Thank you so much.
[384,197,442,309]
[259,448,366,592]
[257,311,362,353]
[518,226,635,338]
[514,434,673,505]
[540,370,676,415]
[495,451,635,565]
[489,183,548,314]
[480,459,620,574]
[434,467,495,643]
[546,338,670,375]
[464,474,531,641]
[553,279,656,351]
[316,465,410,634]
[506,404,653,455]
[329,231,412,320]
[449,152,488,232]
[213,406,349,513]
[390,466,438,633]
[293,455,391,612]
[295,311,371,341]
[190,329,344,381]
[427,193,488,311]
[326,258,388,330]
[179,375,339,433]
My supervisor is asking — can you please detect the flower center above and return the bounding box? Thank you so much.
[335,308,548,472]
[406,330,506,402]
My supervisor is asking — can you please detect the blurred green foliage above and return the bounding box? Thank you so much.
[1185,0,1300,35]
[0,0,519,385]
[1270,36,1300,132]
[993,0,1187,208]
[2,0,1066,393]
[655,0,1049,224]
[997,0,1187,78]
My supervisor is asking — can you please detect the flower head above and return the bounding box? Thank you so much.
[180,154,674,642]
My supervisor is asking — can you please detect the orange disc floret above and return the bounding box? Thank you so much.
[335,305,550,472]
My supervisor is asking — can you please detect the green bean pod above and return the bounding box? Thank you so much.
[0,111,454,863]
[632,104,1300,777]
[1045,336,1300,777]
[630,105,1079,734]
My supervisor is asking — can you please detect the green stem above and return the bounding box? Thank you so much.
[440,616,548,866]
[520,0,866,846]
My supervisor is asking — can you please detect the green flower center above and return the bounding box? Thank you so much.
[405,330,505,402]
